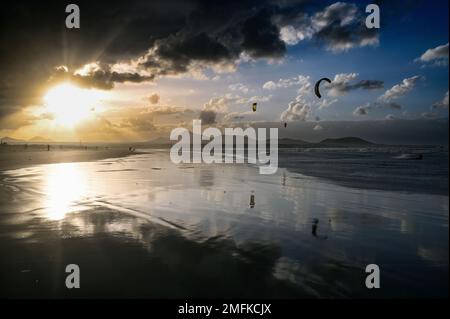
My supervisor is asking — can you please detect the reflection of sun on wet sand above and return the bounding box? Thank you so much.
[0,144,137,171]
[0,149,448,298]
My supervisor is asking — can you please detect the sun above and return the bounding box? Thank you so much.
[44,83,106,127]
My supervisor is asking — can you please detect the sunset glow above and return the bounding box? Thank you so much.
[44,83,106,127]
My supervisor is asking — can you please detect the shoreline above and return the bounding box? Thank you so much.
[0,145,139,171]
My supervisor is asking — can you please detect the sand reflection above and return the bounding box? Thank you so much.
[43,163,88,220]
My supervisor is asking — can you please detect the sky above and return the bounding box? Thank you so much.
[0,0,448,144]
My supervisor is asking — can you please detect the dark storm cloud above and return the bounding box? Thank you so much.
[352,80,384,91]
[0,0,301,115]
[199,110,217,125]
[314,20,378,52]
[138,2,290,75]
[0,0,385,120]
[276,2,379,51]
[241,8,286,58]
[48,65,155,90]
[0,0,191,115]
[312,2,378,51]
[140,32,233,75]
[330,80,384,94]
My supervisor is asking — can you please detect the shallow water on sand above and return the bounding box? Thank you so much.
[0,150,448,298]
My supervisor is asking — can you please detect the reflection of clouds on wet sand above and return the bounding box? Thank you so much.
[0,150,448,297]
[0,207,311,298]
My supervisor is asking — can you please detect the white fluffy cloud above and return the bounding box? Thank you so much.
[203,93,272,114]
[352,75,423,118]
[281,98,312,121]
[416,43,449,66]
[278,71,381,123]
[263,75,311,91]
[279,75,330,122]
[328,73,358,96]
[203,94,238,113]
[432,91,449,110]
[279,21,314,45]
[378,76,421,102]
[228,83,249,94]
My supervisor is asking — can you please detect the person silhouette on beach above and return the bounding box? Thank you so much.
[312,218,328,240]
[250,194,255,208]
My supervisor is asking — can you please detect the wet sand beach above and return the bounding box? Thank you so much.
[0,148,448,298]
[0,144,136,171]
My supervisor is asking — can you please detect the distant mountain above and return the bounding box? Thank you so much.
[278,138,311,146]
[318,137,374,146]
[29,136,53,143]
[143,136,375,148]
[146,137,173,145]
[0,136,26,143]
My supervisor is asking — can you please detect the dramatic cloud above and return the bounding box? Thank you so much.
[327,73,383,96]
[0,0,190,114]
[2,0,445,145]
[277,2,379,51]
[203,94,237,113]
[279,76,315,122]
[241,8,286,58]
[0,0,297,117]
[281,98,312,121]
[0,0,386,120]
[45,62,155,91]
[313,2,379,51]
[378,76,421,102]
[416,43,449,66]
[279,22,314,45]
[199,110,217,125]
